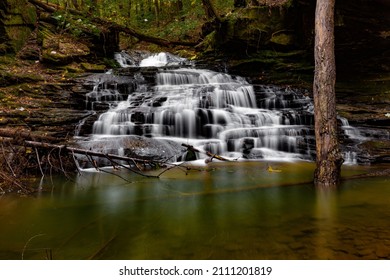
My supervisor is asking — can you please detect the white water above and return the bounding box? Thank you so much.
[339,116,366,141]
[79,52,361,164]
[115,51,192,68]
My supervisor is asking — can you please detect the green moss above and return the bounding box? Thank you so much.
[270,33,294,46]
[62,64,84,74]
[80,63,106,72]
[1,1,37,52]
[7,26,33,51]
[199,31,217,54]
[102,58,120,69]
[0,54,16,65]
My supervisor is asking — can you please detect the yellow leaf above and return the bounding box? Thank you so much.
[267,165,282,173]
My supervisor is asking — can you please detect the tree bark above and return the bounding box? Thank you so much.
[313,0,343,187]
[234,0,247,8]
[201,0,222,23]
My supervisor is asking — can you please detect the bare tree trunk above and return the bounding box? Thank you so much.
[234,0,247,8]
[201,0,222,23]
[153,0,160,27]
[176,0,183,12]
[313,0,343,187]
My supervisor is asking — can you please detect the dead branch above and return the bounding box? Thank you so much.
[34,148,45,177]
[1,142,16,177]
[8,139,154,165]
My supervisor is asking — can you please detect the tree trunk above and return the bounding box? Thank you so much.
[176,0,183,13]
[153,0,160,27]
[313,0,343,187]
[234,0,247,8]
[201,0,222,23]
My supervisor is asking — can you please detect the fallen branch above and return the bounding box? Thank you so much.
[18,139,153,164]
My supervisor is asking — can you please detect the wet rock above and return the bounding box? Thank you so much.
[358,140,390,164]
[0,71,43,87]
[80,63,106,73]
[77,135,184,163]
[242,138,255,158]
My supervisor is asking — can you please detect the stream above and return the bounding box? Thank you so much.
[1,162,390,259]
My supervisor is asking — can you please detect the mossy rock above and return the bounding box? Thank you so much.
[0,0,37,53]
[359,140,390,163]
[270,32,295,46]
[208,5,298,54]
[80,63,106,72]
[41,35,90,65]
[0,71,43,87]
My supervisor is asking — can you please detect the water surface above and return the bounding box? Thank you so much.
[1,162,389,260]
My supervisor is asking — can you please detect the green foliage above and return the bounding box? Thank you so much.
[47,0,235,43]
[51,11,100,37]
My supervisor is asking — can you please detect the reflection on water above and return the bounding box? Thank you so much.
[0,162,389,260]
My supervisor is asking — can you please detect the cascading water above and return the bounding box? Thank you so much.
[77,52,361,165]
[338,116,367,165]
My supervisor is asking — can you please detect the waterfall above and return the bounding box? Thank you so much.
[77,52,362,164]
[338,117,367,164]
[339,117,366,140]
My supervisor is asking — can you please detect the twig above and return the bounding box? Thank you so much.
[71,150,82,175]
[97,168,133,184]
[157,161,189,177]
[58,147,65,173]
[34,148,45,177]
[22,233,45,260]
[103,155,159,178]
[1,142,16,177]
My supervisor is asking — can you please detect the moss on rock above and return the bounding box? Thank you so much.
[0,0,37,53]
[41,35,90,65]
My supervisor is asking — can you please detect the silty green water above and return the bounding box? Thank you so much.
[0,162,389,260]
